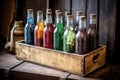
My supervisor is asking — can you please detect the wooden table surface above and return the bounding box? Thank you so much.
[0,53,120,80]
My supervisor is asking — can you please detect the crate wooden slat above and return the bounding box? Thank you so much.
[15,40,106,76]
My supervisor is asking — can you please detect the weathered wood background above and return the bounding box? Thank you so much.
[0,0,118,63]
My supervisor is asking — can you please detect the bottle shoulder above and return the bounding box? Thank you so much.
[64,29,68,35]
[25,23,35,27]
[54,27,58,33]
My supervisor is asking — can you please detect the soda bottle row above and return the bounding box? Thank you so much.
[24,9,99,55]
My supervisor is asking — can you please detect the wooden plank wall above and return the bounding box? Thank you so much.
[22,0,47,24]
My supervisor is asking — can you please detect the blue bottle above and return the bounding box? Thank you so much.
[24,9,35,45]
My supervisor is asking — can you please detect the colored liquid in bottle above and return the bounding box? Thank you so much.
[88,24,98,51]
[75,16,88,54]
[34,22,44,46]
[24,17,35,45]
[63,15,75,53]
[54,23,64,51]
[43,23,53,49]
[76,28,88,54]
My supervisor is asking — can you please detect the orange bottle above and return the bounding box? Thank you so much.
[34,11,44,47]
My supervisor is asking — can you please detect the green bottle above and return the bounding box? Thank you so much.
[53,12,64,51]
[63,15,75,53]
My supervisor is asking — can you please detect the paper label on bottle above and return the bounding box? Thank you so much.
[66,30,75,46]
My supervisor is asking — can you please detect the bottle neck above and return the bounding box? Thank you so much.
[90,18,96,24]
[27,12,34,24]
[79,20,86,30]
[90,18,96,29]
[67,18,73,28]
[76,15,79,25]
[56,16,63,24]
[46,15,52,23]
[37,14,43,23]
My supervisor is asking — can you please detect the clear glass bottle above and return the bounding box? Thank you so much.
[63,15,75,53]
[88,14,99,51]
[53,12,64,51]
[24,9,35,45]
[43,12,53,49]
[74,11,83,33]
[34,11,44,47]
[64,11,70,30]
[75,16,88,54]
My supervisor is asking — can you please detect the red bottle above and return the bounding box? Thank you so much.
[43,12,53,49]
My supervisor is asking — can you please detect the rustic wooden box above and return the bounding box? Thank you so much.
[15,40,106,76]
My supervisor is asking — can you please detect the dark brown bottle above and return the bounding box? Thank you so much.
[74,11,83,33]
[75,16,88,54]
[88,14,99,51]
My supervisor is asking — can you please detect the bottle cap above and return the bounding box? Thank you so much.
[27,9,33,13]
[55,10,61,14]
[77,11,83,16]
[37,10,43,15]
[57,12,63,16]
[65,11,70,16]
[90,14,96,19]
[46,9,52,13]
[80,16,86,20]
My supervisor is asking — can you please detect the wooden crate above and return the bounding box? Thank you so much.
[15,40,106,76]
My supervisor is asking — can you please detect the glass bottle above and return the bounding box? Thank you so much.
[64,11,70,30]
[63,15,75,53]
[53,12,64,51]
[88,14,99,51]
[53,10,61,29]
[74,11,83,33]
[24,9,35,45]
[34,11,44,47]
[46,9,52,13]
[44,9,52,27]
[43,12,53,49]
[75,16,88,54]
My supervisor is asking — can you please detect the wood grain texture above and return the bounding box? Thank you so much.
[11,62,70,80]
[86,0,98,29]
[68,64,120,80]
[0,53,23,70]
[68,74,101,80]
[106,0,116,63]
[72,0,87,27]
[15,41,106,76]
[23,0,47,24]
[85,46,106,75]
[15,41,84,75]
